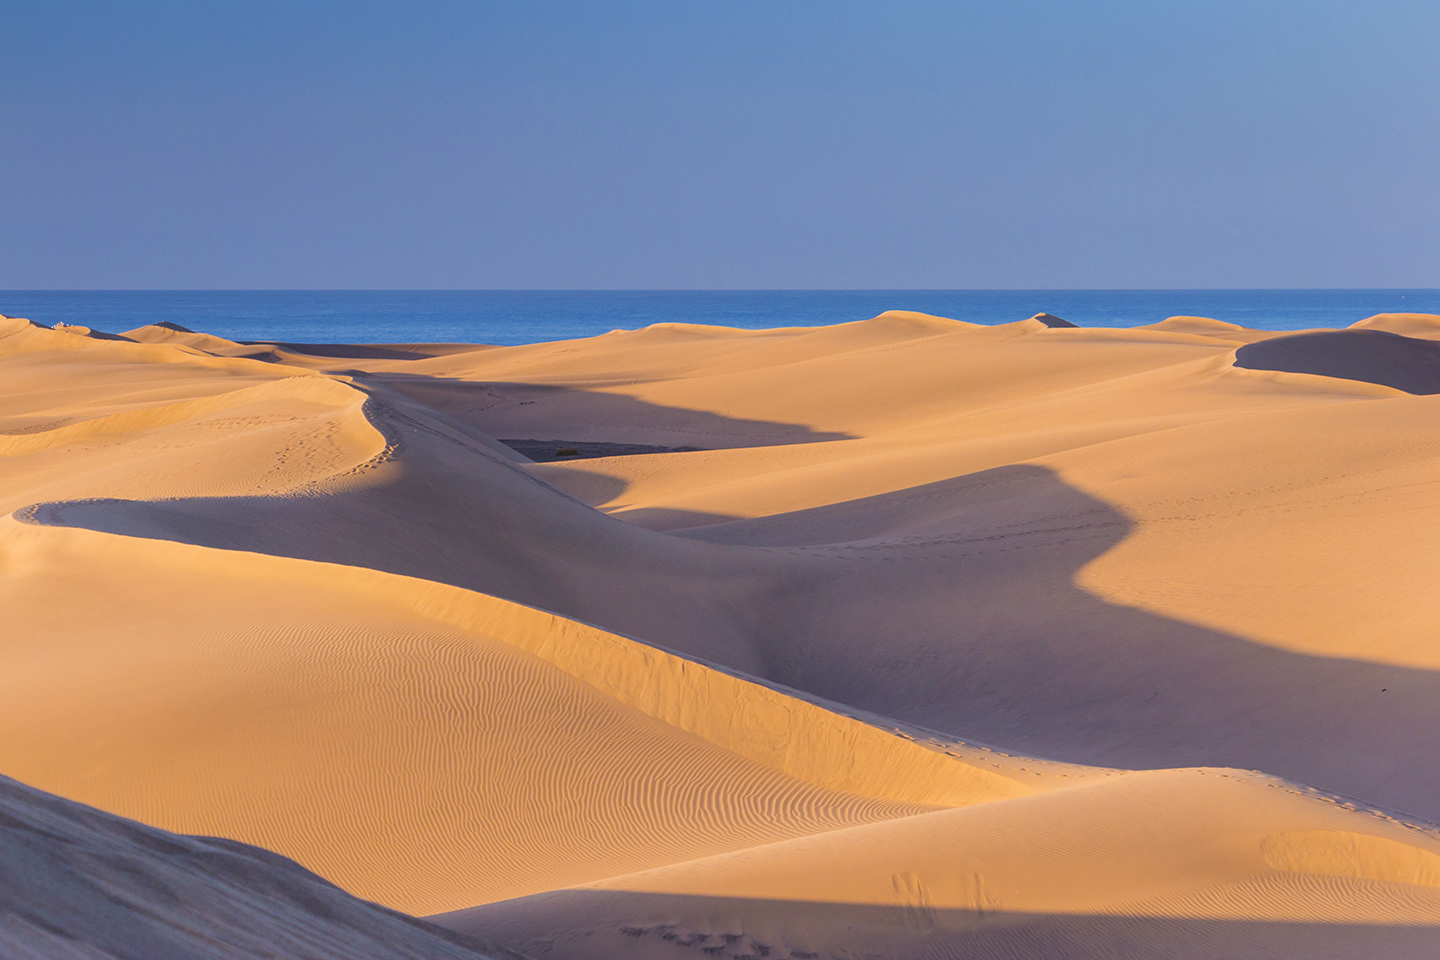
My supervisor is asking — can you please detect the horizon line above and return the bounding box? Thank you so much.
[4,287,1439,294]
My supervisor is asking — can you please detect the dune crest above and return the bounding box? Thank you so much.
[1139,315,1277,343]
[1027,311,1077,328]
[1350,312,1440,340]
[403,578,1038,808]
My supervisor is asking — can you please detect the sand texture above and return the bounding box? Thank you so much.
[0,773,503,959]
[4,310,1440,958]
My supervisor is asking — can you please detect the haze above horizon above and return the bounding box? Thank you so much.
[3,1,1437,289]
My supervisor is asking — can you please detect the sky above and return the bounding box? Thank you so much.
[1,1,1438,289]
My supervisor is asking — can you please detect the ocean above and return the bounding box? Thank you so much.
[1,290,1437,346]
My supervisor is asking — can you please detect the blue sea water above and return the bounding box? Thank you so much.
[1,290,1437,347]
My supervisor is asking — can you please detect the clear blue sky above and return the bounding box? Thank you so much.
[2,1,1437,289]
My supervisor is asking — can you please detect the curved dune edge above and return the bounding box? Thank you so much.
[1350,312,1440,340]
[7,516,1035,812]
[1232,329,1440,395]
[3,518,951,913]
[402,580,1036,809]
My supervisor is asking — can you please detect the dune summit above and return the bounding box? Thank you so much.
[4,310,1440,959]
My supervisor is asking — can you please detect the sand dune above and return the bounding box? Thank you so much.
[0,522,960,914]
[1140,314,1276,342]
[444,768,1440,959]
[0,773,501,960]
[1235,328,1440,394]
[4,309,1440,957]
[1350,312,1440,339]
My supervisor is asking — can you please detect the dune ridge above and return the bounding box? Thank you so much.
[1349,312,1440,339]
[0,520,955,913]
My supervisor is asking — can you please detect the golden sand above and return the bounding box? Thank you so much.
[4,310,1440,958]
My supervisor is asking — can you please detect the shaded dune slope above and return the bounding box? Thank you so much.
[0,774,500,960]
[454,896,1440,960]
[1235,328,1440,394]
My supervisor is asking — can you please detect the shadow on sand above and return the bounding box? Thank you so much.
[1236,329,1440,394]
[369,374,858,451]
[435,889,1440,960]
[18,392,1440,820]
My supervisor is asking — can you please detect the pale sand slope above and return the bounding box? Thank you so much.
[5,312,1440,957]
[444,768,1440,960]
[0,773,501,960]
